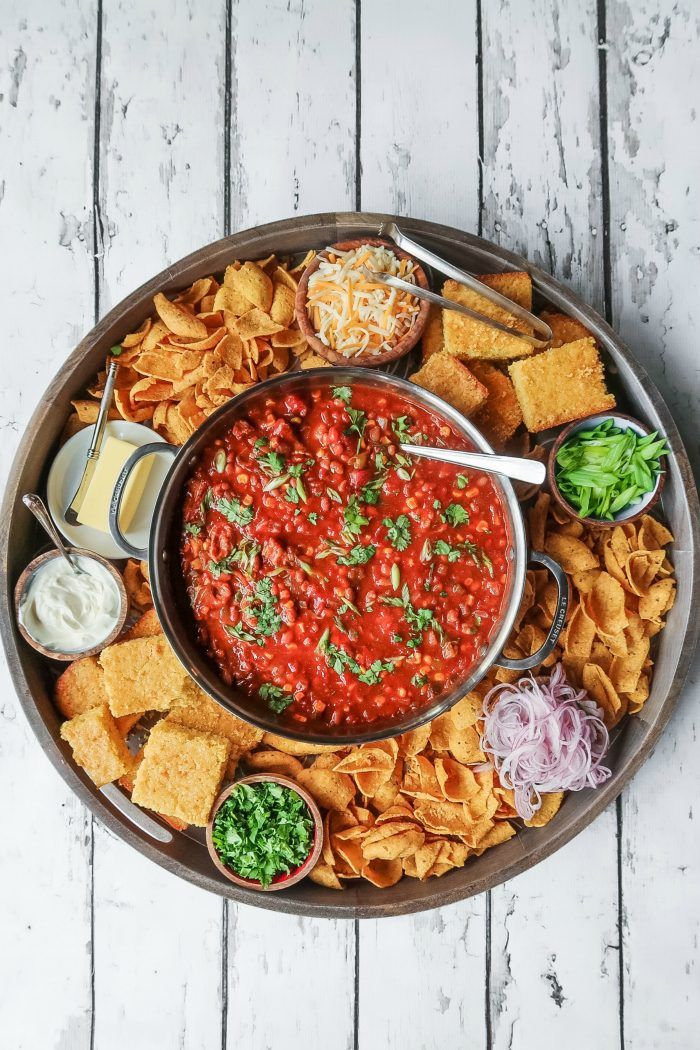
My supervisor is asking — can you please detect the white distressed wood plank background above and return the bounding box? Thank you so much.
[0,2,698,1049]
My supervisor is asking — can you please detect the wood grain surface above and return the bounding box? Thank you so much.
[0,2,698,1048]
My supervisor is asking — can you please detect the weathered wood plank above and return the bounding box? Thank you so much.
[481,4,620,1047]
[358,9,488,1047]
[358,904,488,1050]
[482,0,605,308]
[606,4,700,1046]
[225,909,355,1049]
[91,3,225,1047]
[224,6,358,1047]
[360,0,480,228]
[0,5,97,1047]
[229,0,357,231]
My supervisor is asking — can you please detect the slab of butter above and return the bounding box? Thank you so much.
[77,435,153,534]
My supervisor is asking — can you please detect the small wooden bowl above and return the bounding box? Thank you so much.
[206,773,323,892]
[294,237,431,368]
[548,411,667,527]
[14,548,129,661]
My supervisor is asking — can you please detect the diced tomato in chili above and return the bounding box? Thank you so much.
[180,384,511,728]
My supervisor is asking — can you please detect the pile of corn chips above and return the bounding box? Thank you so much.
[499,494,676,727]
[63,251,332,446]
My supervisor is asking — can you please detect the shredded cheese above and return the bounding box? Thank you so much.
[306,245,420,357]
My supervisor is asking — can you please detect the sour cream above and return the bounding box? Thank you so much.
[19,554,121,654]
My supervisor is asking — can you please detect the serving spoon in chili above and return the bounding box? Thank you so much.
[399,443,546,486]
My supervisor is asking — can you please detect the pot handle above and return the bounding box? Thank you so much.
[108,442,178,560]
[495,550,570,671]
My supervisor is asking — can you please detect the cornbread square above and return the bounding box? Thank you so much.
[509,338,616,432]
[442,271,535,362]
[119,607,161,642]
[55,656,142,737]
[55,655,108,720]
[540,310,593,348]
[132,721,230,826]
[99,634,189,717]
[471,362,523,448]
[420,304,444,361]
[60,704,135,788]
[411,352,488,418]
[168,680,263,775]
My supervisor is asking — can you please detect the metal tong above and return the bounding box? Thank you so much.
[373,220,551,349]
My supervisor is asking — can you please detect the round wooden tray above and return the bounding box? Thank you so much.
[1,212,698,918]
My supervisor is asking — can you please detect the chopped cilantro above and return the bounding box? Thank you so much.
[332,385,352,404]
[245,577,282,637]
[411,673,429,688]
[337,544,376,566]
[434,539,462,563]
[211,781,312,888]
[392,415,412,441]
[443,503,470,527]
[345,406,367,452]
[184,522,201,537]
[307,512,318,525]
[380,584,443,648]
[224,622,260,645]
[110,345,122,356]
[359,471,387,505]
[285,483,300,504]
[383,514,411,551]
[318,636,394,685]
[456,474,469,489]
[343,496,369,536]
[254,436,269,449]
[257,450,286,476]
[216,496,254,527]
[259,683,293,714]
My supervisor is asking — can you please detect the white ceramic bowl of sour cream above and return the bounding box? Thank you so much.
[14,548,128,661]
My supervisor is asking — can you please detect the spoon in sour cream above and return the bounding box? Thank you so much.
[23,493,83,574]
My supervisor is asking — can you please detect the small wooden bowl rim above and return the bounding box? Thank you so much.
[13,547,129,661]
[547,411,667,528]
[294,237,431,368]
[206,773,323,892]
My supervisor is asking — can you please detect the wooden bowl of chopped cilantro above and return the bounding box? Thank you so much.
[206,775,322,891]
[548,412,670,526]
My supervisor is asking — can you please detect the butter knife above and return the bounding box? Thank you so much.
[65,360,119,525]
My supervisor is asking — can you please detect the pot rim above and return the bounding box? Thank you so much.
[148,366,529,745]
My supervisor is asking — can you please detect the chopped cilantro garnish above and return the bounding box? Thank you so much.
[216,496,254,527]
[110,345,122,356]
[332,385,352,404]
[343,495,369,536]
[359,471,387,505]
[381,584,443,648]
[285,484,300,504]
[257,450,286,476]
[443,503,469,527]
[345,406,367,452]
[211,781,312,888]
[245,577,282,637]
[434,539,462,563]
[411,673,429,688]
[456,474,469,489]
[224,622,260,644]
[383,514,411,551]
[337,544,376,566]
[308,512,318,525]
[392,415,412,441]
[184,522,201,536]
[254,436,269,449]
[318,635,394,685]
[259,682,294,714]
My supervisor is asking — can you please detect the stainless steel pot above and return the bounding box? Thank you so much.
[109,367,568,745]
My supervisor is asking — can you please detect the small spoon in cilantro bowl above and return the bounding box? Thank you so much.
[206,774,322,892]
[548,412,670,525]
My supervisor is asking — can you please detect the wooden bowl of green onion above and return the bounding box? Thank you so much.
[547,412,670,527]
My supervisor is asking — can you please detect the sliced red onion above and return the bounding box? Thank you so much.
[481,663,611,821]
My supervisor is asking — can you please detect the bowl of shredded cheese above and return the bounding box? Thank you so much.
[294,238,430,366]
